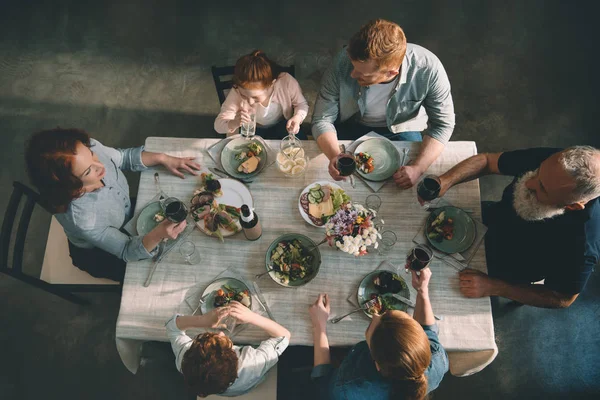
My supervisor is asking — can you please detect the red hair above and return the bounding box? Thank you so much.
[25,128,91,213]
[348,19,407,70]
[232,50,282,89]
[370,312,431,400]
[181,332,239,397]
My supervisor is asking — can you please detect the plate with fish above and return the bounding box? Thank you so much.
[353,138,401,181]
[201,277,252,313]
[357,270,410,318]
[221,138,268,179]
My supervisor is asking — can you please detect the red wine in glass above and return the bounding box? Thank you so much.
[337,154,356,177]
[417,175,441,201]
[165,200,188,223]
[406,245,433,272]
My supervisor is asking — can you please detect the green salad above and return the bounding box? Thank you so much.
[269,240,314,284]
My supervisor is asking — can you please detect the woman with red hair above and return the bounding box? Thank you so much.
[214,50,309,139]
[309,267,448,400]
[25,128,200,281]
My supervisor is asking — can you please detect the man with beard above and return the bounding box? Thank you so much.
[312,19,455,189]
[434,146,600,308]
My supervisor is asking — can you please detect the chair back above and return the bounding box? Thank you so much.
[210,65,296,105]
[0,182,40,273]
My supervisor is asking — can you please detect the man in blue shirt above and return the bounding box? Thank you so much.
[311,19,455,189]
[436,146,600,308]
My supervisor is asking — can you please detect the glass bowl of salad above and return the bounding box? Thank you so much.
[265,233,322,287]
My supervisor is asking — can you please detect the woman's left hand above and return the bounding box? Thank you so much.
[162,155,201,179]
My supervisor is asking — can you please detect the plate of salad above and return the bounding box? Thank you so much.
[425,206,476,254]
[357,270,410,318]
[221,138,267,179]
[265,233,322,287]
[201,277,252,313]
[298,181,351,228]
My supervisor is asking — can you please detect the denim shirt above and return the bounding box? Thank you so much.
[311,324,449,400]
[311,44,455,143]
[54,139,152,262]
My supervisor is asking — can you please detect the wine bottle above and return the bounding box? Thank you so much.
[240,204,262,241]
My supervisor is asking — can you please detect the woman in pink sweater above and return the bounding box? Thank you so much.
[214,50,309,139]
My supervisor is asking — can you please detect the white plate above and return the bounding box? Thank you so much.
[195,178,254,237]
[298,181,346,228]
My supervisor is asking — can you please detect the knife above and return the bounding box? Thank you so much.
[387,293,442,320]
[252,281,276,322]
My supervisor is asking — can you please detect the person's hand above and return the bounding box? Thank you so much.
[232,108,252,128]
[154,220,187,240]
[228,301,257,324]
[200,307,230,329]
[161,155,201,179]
[393,165,423,189]
[286,115,303,135]
[411,267,432,294]
[309,293,331,332]
[328,156,346,182]
[459,269,497,298]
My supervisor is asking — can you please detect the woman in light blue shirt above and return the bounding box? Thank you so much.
[25,128,200,281]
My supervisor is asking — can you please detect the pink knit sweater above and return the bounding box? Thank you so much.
[214,72,309,134]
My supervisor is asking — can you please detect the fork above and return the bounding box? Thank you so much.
[330,297,379,324]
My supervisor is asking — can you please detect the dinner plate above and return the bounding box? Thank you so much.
[357,270,410,318]
[220,137,268,179]
[136,201,163,236]
[354,138,401,182]
[298,181,348,228]
[201,277,252,314]
[265,233,322,288]
[425,206,476,254]
[194,178,253,238]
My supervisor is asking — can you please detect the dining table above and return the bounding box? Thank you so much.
[115,136,498,378]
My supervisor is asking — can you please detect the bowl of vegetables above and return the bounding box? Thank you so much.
[265,233,322,287]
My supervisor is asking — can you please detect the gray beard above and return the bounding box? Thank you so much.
[512,170,566,221]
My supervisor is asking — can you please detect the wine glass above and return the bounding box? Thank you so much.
[417,175,441,210]
[161,197,189,223]
[405,245,433,274]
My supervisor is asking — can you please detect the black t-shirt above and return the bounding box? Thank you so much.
[485,148,599,295]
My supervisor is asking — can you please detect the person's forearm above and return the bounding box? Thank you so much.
[313,328,331,366]
[413,289,436,326]
[316,131,341,160]
[142,228,164,253]
[141,151,166,167]
[175,315,208,331]
[493,281,577,309]
[250,314,291,340]
[438,153,491,192]
[411,136,445,174]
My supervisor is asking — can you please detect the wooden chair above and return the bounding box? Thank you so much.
[202,365,277,400]
[0,182,120,305]
[211,65,296,105]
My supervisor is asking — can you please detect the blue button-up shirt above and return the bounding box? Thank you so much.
[55,139,152,262]
[311,44,455,143]
[311,324,449,400]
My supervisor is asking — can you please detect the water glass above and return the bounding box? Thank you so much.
[366,195,382,213]
[179,241,201,265]
[240,112,256,139]
[378,230,397,256]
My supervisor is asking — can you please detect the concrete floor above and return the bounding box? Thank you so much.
[1,1,599,399]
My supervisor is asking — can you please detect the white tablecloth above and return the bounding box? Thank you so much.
[115,137,497,377]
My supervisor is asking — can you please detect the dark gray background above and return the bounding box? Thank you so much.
[1,1,598,399]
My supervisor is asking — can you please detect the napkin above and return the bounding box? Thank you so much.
[206,134,277,172]
[413,200,487,271]
[182,267,268,338]
[342,260,416,321]
[346,131,409,192]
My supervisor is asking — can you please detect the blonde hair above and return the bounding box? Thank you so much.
[348,19,407,69]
